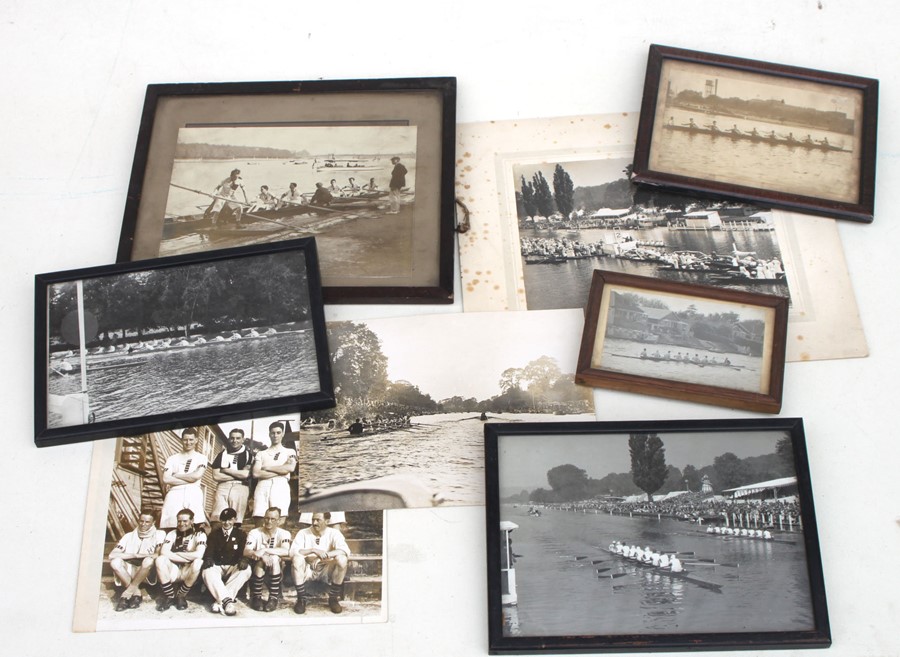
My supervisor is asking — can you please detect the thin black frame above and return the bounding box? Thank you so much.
[35,237,334,448]
[116,77,457,304]
[633,44,878,223]
[485,418,831,654]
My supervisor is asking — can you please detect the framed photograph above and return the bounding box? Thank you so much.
[633,44,878,222]
[116,77,457,303]
[576,271,787,413]
[35,238,334,447]
[485,417,831,653]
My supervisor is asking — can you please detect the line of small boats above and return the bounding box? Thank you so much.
[664,122,850,152]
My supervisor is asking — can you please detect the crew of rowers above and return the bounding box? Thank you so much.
[671,117,833,147]
[245,176,378,212]
[707,525,772,539]
[608,540,684,572]
[639,348,732,366]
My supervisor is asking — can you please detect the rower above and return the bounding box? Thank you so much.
[669,555,684,573]
[763,530,772,540]
[659,553,670,568]
[650,551,661,567]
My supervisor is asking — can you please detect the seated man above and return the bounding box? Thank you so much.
[202,508,251,616]
[244,507,292,612]
[108,510,166,611]
[289,511,351,614]
[155,508,207,611]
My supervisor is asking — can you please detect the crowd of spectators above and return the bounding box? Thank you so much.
[544,492,803,530]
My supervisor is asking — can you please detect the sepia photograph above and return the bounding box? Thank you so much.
[292,309,596,511]
[634,45,878,222]
[118,78,457,303]
[74,415,386,631]
[36,239,334,446]
[513,155,789,311]
[577,271,787,413]
[485,418,830,653]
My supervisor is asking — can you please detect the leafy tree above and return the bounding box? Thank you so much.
[327,321,389,407]
[546,464,589,501]
[713,452,748,490]
[532,171,555,217]
[383,380,438,414]
[520,175,538,218]
[552,164,575,219]
[775,435,795,470]
[629,433,669,502]
[682,464,702,492]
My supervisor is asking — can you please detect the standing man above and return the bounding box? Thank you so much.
[211,427,253,529]
[108,510,166,611]
[207,169,248,225]
[201,508,251,616]
[160,428,208,530]
[244,507,292,612]
[251,421,296,523]
[289,511,351,614]
[155,508,207,611]
[387,156,407,214]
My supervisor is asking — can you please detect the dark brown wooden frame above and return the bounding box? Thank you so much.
[633,44,878,222]
[116,77,457,303]
[485,417,831,653]
[35,238,334,448]
[576,270,788,413]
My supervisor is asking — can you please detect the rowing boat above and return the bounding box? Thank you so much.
[618,353,744,370]
[663,123,849,152]
[600,548,723,593]
[162,204,318,239]
[687,529,797,546]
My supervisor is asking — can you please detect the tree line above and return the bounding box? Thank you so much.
[175,142,307,160]
[319,322,592,422]
[48,254,311,348]
[508,433,794,504]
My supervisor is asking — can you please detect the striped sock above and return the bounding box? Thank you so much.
[222,597,234,606]
[294,583,306,599]
[268,573,283,599]
[250,574,265,599]
[176,583,191,597]
[161,582,175,599]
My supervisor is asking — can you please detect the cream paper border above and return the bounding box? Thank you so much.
[455,113,866,362]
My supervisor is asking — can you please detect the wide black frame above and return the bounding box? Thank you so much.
[633,44,878,223]
[485,418,831,653]
[116,77,457,304]
[35,238,334,447]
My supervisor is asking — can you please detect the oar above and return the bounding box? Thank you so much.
[596,567,611,574]
[169,182,299,230]
[599,573,628,580]
[575,556,589,561]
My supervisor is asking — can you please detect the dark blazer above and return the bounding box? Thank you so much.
[203,527,248,569]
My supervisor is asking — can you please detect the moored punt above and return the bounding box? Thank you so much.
[600,548,723,593]
[663,123,849,152]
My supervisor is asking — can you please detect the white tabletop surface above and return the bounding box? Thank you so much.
[2,2,897,655]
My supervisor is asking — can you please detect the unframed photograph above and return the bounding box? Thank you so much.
[74,415,386,631]
[485,419,830,653]
[513,155,788,311]
[293,310,595,510]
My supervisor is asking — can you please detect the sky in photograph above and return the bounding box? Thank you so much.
[360,308,587,402]
[176,125,417,157]
[512,156,631,192]
[218,413,301,448]
[663,61,861,120]
[499,430,787,493]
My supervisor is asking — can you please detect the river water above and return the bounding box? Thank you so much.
[298,412,595,507]
[598,338,765,394]
[520,225,789,310]
[47,332,320,428]
[501,505,814,637]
